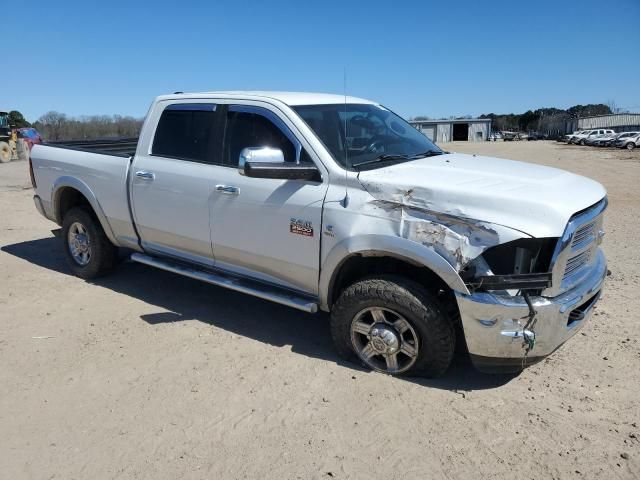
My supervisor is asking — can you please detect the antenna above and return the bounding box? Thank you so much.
[342,66,349,208]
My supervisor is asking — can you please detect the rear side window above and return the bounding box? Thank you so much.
[152,104,217,162]
[223,108,296,166]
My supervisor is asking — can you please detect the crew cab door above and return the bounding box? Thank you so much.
[209,104,328,294]
[130,102,221,267]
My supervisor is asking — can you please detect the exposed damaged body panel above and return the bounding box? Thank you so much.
[367,196,524,272]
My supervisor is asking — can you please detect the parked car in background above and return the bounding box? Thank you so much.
[613,132,640,150]
[488,132,502,141]
[527,132,548,141]
[502,131,526,141]
[17,128,43,150]
[591,132,619,147]
[570,129,614,145]
[584,133,610,146]
[558,131,584,143]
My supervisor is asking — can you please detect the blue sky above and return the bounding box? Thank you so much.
[4,0,639,122]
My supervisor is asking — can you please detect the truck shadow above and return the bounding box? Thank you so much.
[2,236,517,391]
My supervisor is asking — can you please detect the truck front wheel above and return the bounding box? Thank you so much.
[330,276,455,377]
[62,207,117,279]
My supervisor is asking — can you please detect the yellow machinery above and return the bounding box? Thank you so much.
[0,110,28,163]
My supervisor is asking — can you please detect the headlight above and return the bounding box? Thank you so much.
[461,238,558,292]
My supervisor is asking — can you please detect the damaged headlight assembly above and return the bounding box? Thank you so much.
[461,238,558,294]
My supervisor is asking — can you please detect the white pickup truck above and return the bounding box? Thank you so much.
[30,91,608,377]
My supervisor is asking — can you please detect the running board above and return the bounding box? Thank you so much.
[130,253,318,313]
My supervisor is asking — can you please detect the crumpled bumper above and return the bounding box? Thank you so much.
[455,249,607,373]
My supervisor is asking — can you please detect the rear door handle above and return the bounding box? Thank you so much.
[135,171,155,180]
[216,185,240,195]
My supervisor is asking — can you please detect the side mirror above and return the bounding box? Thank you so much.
[238,147,284,173]
[238,147,320,181]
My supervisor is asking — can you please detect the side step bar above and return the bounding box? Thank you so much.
[130,253,318,313]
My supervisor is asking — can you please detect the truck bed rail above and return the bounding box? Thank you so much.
[43,138,139,158]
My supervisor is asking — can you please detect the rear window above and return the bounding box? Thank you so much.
[152,104,217,162]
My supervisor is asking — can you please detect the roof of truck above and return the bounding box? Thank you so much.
[158,91,377,106]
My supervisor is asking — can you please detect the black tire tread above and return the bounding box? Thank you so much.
[330,275,455,377]
[61,207,117,279]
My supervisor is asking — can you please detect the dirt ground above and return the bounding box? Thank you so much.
[1,141,638,479]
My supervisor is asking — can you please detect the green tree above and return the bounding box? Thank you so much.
[8,111,31,128]
[566,104,612,118]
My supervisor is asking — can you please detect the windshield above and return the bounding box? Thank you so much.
[0,113,8,128]
[293,103,443,170]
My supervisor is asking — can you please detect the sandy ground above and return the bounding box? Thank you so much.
[1,141,638,479]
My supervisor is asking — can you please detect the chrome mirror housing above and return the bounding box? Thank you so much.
[238,147,285,175]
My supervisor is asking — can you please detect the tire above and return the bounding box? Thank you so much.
[0,142,10,163]
[626,143,636,150]
[579,139,586,146]
[17,139,30,162]
[330,276,455,378]
[61,207,117,279]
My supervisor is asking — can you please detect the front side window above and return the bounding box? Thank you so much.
[152,104,217,162]
[293,103,443,170]
[223,107,296,166]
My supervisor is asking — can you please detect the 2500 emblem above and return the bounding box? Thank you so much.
[290,218,313,237]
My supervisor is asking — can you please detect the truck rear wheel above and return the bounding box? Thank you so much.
[330,276,455,377]
[0,142,11,163]
[61,207,117,279]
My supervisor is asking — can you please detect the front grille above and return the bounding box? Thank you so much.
[571,221,596,249]
[545,198,606,297]
[564,250,591,279]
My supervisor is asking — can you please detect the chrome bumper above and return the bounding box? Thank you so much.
[456,249,606,372]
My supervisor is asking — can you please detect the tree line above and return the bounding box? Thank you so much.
[5,110,144,141]
[34,112,144,141]
[8,102,619,141]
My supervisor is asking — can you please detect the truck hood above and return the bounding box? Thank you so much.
[357,152,606,238]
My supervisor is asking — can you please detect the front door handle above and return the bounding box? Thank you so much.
[216,185,240,195]
[135,171,155,180]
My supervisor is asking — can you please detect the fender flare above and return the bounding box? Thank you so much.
[52,176,119,245]
[319,234,470,310]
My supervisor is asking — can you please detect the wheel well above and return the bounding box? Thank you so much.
[329,255,451,306]
[55,187,92,224]
[328,254,465,349]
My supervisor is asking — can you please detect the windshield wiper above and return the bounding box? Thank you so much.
[407,150,444,159]
[352,150,444,169]
[351,154,411,168]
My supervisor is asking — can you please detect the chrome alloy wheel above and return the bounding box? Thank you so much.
[67,221,92,266]
[350,307,419,374]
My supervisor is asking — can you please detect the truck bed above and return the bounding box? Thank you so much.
[44,138,139,158]
[31,142,139,250]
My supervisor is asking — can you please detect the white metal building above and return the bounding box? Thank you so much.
[577,113,640,132]
[540,113,640,137]
[409,118,492,142]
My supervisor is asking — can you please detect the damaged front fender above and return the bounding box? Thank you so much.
[361,184,530,273]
